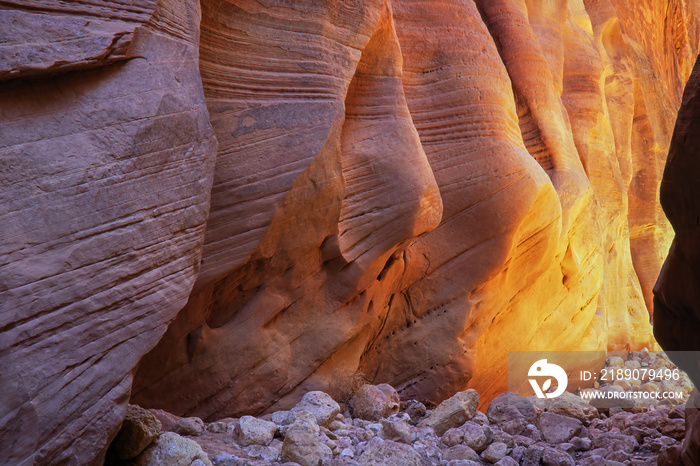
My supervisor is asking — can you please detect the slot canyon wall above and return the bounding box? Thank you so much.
[0,0,698,463]
[654,45,700,466]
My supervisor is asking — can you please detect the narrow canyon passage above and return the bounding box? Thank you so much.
[1,0,700,464]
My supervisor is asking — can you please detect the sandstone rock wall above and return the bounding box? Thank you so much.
[653,37,700,466]
[654,55,700,383]
[0,1,217,464]
[130,0,699,417]
[1,0,699,463]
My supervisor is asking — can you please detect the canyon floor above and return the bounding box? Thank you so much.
[107,351,693,465]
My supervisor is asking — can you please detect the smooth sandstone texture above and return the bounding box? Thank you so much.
[0,0,217,464]
[131,0,700,417]
[2,0,699,462]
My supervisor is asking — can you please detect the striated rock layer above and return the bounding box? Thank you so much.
[132,0,699,418]
[0,0,217,464]
[1,0,699,462]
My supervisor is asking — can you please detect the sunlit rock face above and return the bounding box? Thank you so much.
[0,1,217,464]
[132,0,699,418]
[2,0,698,462]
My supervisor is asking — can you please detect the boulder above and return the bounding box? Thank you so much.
[236,415,277,446]
[481,441,508,463]
[443,444,480,462]
[281,421,332,466]
[544,393,598,424]
[172,417,205,436]
[536,412,582,444]
[108,405,162,460]
[541,447,575,466]
[350,385,401,422]
[357,439,422,466]
[135,432,212,466]
[487,393,537,425]
[461,421,490,453]
[420,389,479,436]
[292,391,341,428]
[590,432,638,453]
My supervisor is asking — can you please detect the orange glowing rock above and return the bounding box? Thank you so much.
[1,0,699,463]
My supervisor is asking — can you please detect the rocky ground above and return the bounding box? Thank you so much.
[107,351,694,465]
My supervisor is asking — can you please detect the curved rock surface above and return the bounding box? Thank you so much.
[1,0,699,463]
[653,43,700,466]
[132,0,699,416]
[0,1,216,464]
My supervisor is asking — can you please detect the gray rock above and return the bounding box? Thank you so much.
[350,384,400,422]
[357,439,422,465]
[511,445,526,463]
[544,392,598,424]
[536,412,582,443]
[109,404,162,460]
[405,401,427,423]
[287,410,322,434]
[206,421,229,434]
[487,393,537,425]
[498,417,529,435]
[648,435,679,452]
[622,410,663,430]
[490,428,514,448]
[520,424,542,441]
[495,457,519,466]
[270,410,293,426]
[441,427,465,447]
[443,444,480,462]
[555,442,574,455]
[236,415,277,446]
[410,425,439,445]
[513,435,535,447]
[210,452,239,466]
[461,421,489,453]
[622,425,658,443]
[659,416,685,439]
[541,446,574,466]
[570,436,591,451]
[471,411,490,426]
[246,443,282,462]
[322,457,361,466]
[591,432,638,453]
[171,417,205,436]
[281,420,333,466]
[606,450,629,462]
[380,419,411,444]
[420,389,480,436]
[366,422,382,433]
[292,391,341,428]
[481,441,507,463]
[134,432,212,466]
[521,444,544,466]
[577,455,605,466]
[446,461,481,466]
[329,420,347,431]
